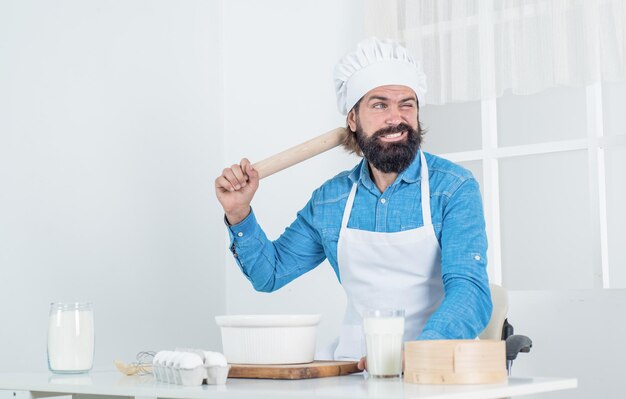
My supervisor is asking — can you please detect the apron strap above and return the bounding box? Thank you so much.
[341,183,358,229]
[420,151,432,226]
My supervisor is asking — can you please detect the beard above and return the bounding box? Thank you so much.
[355,122,421,174]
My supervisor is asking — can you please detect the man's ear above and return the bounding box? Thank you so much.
[347,109,357,132]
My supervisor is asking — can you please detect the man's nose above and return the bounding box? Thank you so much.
[385,105,403,125]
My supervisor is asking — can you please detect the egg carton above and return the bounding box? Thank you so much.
[152,348,230,386]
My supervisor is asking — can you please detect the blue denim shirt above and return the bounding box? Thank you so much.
[227,150,492,340]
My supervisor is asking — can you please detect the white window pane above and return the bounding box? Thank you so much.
[606,146,626,288]
[497,87,587,147]
[457,159,483,198]
[602,81,626,137]
[420,101,482,154]
[499,151,596,289]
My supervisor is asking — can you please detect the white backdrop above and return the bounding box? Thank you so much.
[0,0,227,371]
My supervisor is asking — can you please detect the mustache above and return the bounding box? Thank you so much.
[372,123,415,139]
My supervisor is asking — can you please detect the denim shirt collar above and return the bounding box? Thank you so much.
[347,149,423,192]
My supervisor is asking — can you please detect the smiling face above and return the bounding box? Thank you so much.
[347,85,422,174]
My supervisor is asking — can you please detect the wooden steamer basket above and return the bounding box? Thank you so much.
[404,340,507,384]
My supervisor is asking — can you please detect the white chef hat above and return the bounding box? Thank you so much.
[334,38,427,115]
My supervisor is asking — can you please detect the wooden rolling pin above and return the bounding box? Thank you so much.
[252,127,347,179]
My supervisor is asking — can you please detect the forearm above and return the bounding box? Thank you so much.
[418,272,492,339]
[227,206,326,292]
[418,177,492,340]
[225,206,251,226]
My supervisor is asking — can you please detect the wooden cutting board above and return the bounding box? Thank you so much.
[228,361,360,380]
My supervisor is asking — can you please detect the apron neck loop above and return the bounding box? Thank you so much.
[420,151,432,226]
[341,184,358,229]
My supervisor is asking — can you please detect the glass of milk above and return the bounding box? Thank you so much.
[363,309,404,378]
[47,302,94,373]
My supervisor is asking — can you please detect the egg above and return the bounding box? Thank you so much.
[204,351,227,367]
[178,352,203,370]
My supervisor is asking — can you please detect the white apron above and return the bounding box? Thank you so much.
[333,151,444,360]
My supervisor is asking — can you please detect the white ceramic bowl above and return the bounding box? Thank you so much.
[215,314,321,364]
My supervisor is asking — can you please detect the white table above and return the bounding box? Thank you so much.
[0,371,577,399]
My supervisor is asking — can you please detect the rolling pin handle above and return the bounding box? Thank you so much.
[252,127,346,179]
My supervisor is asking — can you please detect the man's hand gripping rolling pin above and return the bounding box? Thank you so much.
[215,158,259,226]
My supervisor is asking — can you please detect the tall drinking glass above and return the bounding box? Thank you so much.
[363,309,404,378]
[47,302,94,373]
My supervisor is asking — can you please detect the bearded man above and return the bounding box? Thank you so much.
[214,38,492,369]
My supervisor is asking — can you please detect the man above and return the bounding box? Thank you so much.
[215,38,492,368]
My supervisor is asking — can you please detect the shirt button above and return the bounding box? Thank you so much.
[474,255,481,261]
[380,198,386,204]
[237,232,243,237]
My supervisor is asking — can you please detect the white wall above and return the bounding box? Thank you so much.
[507,290,626,399]
[0,0,226,371]
[221,0,364,350]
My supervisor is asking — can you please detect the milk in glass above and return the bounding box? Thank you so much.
[47,302,94,373]
[363,309,404,378]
